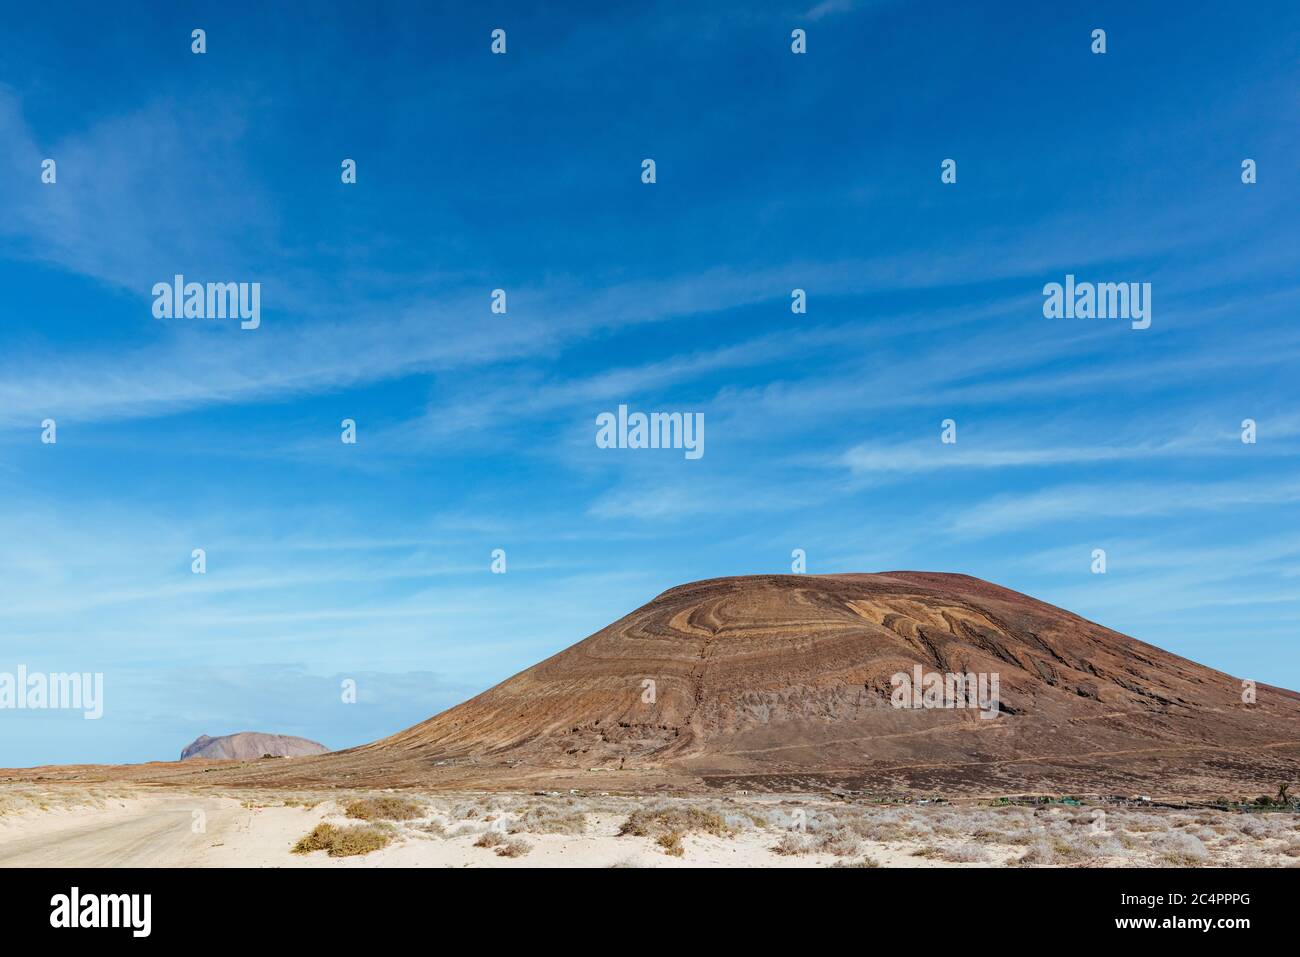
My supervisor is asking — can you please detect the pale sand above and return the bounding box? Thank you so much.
[0,784,1295,868]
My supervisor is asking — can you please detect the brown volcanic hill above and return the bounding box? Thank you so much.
[343,572,1300,796]
[9,573,1299,798]
[179,732,328,761]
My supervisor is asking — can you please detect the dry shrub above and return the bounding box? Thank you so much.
[853,819,906,842]
[1231,850,1273,868]
[656,832,685,857]
[474,830,507,848]
[1015,839,1057,866]
[721,810,767,831]
[992,828,1037,846]
[771,832,814,856]
[831,856,881,868]
[1122,814,1166,833]
[510,805,588,835]
[814,826,861,857]
[1039,830,1126,862]
[838,815,876,838]
[343,796,424,822]
[1114,830,1142,849]
[1154,831,1210,866]
[937,842,990,863]
[910,842,987,862]
[1240,818,1283,840]
[450,801,482,820]
[1084,834,1132,859]
[619,804,736,840]
[444,822,482,838]
[292,823,393,857]
[496,838,531,858]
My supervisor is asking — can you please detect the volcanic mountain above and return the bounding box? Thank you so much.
[341,572,1300,797]
[14,573,1299,798]
[179,732,329,761]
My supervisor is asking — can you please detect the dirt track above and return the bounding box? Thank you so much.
[0,795,239,867]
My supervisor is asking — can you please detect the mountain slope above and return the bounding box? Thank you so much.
[357,573,1300,795]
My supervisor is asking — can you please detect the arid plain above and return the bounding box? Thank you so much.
[2,786,1299,868]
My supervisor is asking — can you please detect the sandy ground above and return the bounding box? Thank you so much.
[1,785,1297,868]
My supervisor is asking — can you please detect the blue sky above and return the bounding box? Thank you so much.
[1,1,1297,766]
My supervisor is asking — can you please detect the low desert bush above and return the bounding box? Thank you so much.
[495,838,531,858]
[814,826,861,857]
[474,830,507,849]
[1121,814,1166,833]
[899,823,936,840]
[656,832,685,857]
[1014,839,1057,866]
[1154,831,1210,866]
[619,804,736,840]
[936,842,990,863]
[771,832,814,856]
[1240,818,1283,839]
[509,805,588,835]
[854,818,914,843]
[725,810,769,830]
[343,796,424,822]
[292,823,394,857]
[910,843,988,862]
[444,822,483,838]
[450,801,482,820]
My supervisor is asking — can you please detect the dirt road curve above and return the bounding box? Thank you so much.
[0,797,239,867]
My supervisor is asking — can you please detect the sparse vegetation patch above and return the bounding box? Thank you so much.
[292,823,394,857]
[343,796,424,822]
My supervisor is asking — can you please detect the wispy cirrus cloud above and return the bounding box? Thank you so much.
[843,415,1300,477]
[951,479,1300,537]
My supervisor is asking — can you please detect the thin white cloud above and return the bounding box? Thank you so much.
[951,479,1300,536]
[841,414,1300,476]
[803,0,858,19]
